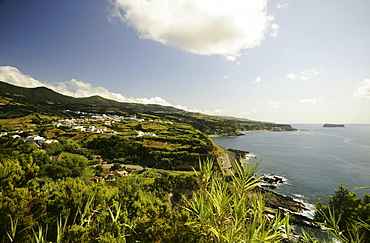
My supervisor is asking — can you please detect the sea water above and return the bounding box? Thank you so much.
[211,124,370,205]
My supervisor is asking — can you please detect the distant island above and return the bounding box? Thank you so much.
[323,123,345,127]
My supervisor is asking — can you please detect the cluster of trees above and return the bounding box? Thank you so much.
[308,183,370,242]
[0,135,200,242]
[0,134,295,243]
[83,131,219,170]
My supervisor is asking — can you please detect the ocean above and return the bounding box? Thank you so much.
[211,124,370,206]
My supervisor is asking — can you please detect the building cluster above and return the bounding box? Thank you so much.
[50,110,176,136]
[136,130,157,137]
[0,129,35,137]
[25,135,59,146]
[91,168,130,182]
[69,125,117,134]
[61,110,144,126]
[0,131,59,146]
[62,110,173,125]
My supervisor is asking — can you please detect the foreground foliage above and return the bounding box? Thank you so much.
[302,183,370,242]
[1,135,369,241]
[185,160,291,242]
[0,135,292,242]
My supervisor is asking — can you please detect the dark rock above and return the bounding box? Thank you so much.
[323,123,345,127]
[255,187,320,229]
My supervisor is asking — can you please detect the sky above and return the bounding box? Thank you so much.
[0,0,369,124]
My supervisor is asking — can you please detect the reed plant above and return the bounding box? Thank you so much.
[185,159,291,242]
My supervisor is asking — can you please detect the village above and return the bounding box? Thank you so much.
[0,110,171,142]
[52,110,174,136]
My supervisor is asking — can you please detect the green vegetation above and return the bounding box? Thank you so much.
[4,81,369,241]
[0,135,293,242]
[185,160,291,242]
[305,183,370,242]
[0,81,295,135]
[83,132,218,170]
[0,135,197,242]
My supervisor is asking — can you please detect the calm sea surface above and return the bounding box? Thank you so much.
[211,124,370,205]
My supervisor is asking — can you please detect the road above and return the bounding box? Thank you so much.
[221,148,233,175]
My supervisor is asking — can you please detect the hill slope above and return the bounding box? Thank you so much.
[0,81,295,134]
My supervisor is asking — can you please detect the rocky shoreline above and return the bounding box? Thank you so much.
[258,187,319,228]
[225,148,319,229]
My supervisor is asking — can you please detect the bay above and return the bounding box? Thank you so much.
[211,124,370,205]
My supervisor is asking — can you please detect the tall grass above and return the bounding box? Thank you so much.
[185,159,291,242]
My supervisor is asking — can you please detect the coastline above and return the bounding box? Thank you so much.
[223,147,318,228]
[208,130,271,138]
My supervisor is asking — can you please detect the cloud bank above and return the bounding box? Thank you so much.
[354,78,370,99]
[286,68,322,81]
[109,0,276,61]
[174,105,227,116]
[0,66,233,116]
[0,66,171,106]
[0,66,44,88]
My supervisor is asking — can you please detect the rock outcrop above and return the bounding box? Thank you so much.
[323,123,345,127]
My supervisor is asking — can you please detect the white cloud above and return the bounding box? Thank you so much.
[286,68,322,81]
[223,75,230,79]
[300,97,323,104]
[276,0,289,9]
[109,0,276,61]
[174,105,227,116]
[354,78,370,99]
[0,66,44,88]
[253,77,262,83]
[270,23,280,37]
[286,73,296,80]
[0,66,171,106]
[269,101,286,108]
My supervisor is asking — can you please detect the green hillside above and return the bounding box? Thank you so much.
[0,81,295,135]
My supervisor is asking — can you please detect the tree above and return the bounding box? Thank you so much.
[41,153,88,179]
[0,158,47,242]
[314,183,370,241]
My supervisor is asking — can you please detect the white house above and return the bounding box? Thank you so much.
[72,126,86,132]
[43,139,59,144]
[103,129,116,134]
[137,131,157,137]
[25,135,45,143]
[94,126,107,133]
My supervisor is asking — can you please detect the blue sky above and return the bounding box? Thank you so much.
[0,0,369,123]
